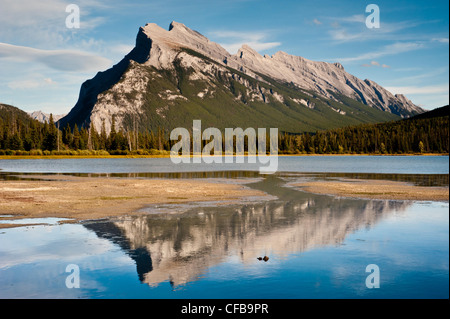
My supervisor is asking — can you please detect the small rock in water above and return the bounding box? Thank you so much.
[257,256,269,262]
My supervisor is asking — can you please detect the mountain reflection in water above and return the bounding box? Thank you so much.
[84,174,412,288]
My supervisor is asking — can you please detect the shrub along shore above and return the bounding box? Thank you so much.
[0,148,170,157]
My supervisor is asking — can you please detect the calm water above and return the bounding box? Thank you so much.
[0,156,448,299]
[0,155,448,174]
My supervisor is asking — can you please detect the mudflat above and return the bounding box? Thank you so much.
[0,175,267,228]
[294,178,449,201]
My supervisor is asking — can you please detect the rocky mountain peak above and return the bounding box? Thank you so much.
[237,44,261,58]
[130,22,422,117]
[28,111,66,124]
[137,21,230,69]
[333,62,344,70]
[168,21,185,31]
[58,21,424,134]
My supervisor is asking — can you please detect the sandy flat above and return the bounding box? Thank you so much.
[0,175,267,228]
[293,178,449,201]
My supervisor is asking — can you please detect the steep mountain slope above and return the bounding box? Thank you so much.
[58,22,422,135]
[408,105,449,121]
[0,103,34,125]
[230,46,422,116]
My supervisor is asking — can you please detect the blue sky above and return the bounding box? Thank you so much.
[0,0,448,114]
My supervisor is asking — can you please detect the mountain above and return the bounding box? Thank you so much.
[58,21,423,135]
[408,105,449,121]
[0,105,66,126]
[28,111,66,124]
[0,103,34,124]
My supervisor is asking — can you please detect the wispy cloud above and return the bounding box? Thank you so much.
[333,42,424,63]
[0,42,112,72]
[110,44,135,56]
[361,60,390,68]
[0,0,107,48]
[432,38,449,44]
[209,30,281,54]
[387,67,449,84]
[385,84,449,95]
[323,12,438,43]
[8,77,55,90]
[328,22,413,43]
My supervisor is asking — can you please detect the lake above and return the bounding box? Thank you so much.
[0,155,448,299]
[0,155,448,174]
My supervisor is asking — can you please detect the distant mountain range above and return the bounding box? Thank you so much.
[28,111,66,124]
[0,104,66,125]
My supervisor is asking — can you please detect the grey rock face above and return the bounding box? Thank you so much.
[58,21,423,133]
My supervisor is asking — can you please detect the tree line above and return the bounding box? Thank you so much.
[0,115,171,155]
[0,112,448,155]
[278,116,448,154]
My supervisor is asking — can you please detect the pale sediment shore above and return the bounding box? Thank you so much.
[293,178,449,201]
[2,175,448,229]
[0,175,267,228]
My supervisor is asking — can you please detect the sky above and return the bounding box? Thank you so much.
[0,0,448,114]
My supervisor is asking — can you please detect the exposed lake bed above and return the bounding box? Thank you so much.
[292,178,449,201]
[0,170,448,228]
[0,174,269,227]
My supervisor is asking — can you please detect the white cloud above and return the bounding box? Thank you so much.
[110,44,135,56]
[0,0,108,27]
[387,67,449,84]
[432,38,449,44]
[7,76,56,90]
[334,42,424,63]
[361,60,390,68]
[222,41,282,55]
[313,18,322,25]
[385,84,449,95]
[8,77,56,90]
[0,42,112,72]
[209,30,281,54]
[0,0,107,48]
[326,14,429,43]
[329,29,362,42]
[338,14,365,23]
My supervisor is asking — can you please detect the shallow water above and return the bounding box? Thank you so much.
[0,172,448,299]
[0,217,72,225]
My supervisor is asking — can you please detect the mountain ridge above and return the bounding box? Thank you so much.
[58,21,423,135]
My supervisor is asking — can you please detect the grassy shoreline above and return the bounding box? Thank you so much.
[0,153,448,160]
